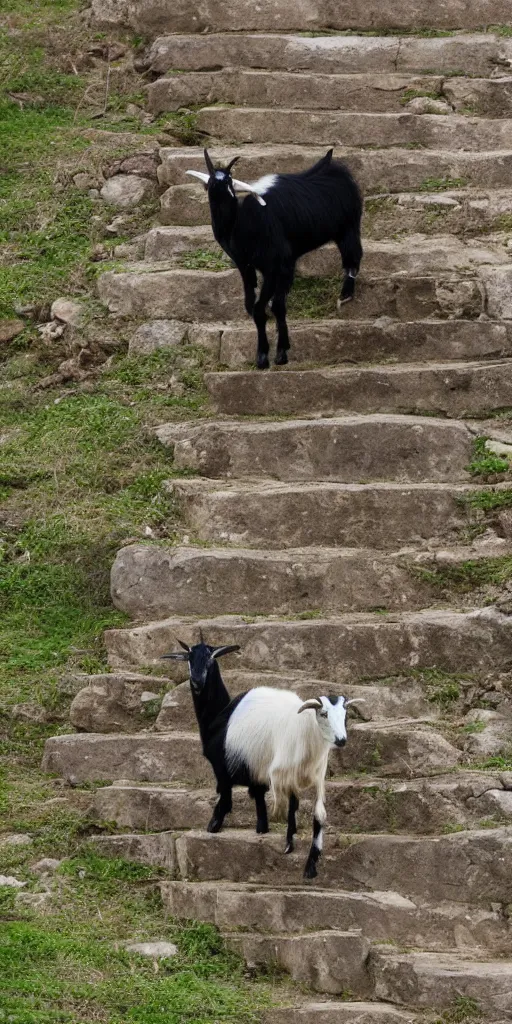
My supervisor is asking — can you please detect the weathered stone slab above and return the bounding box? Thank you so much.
[41,732,210,785]
[197,107,512,151]
[145,33,512,78]
[226,930,371,996]
[104,609,512,686]
[157,415,473,483]
[371,948,512,1015]
[170,479,483,550]
[69,672,164,733]
[97,267,241,320]
[206,361,512,419]
[89,0,512,35]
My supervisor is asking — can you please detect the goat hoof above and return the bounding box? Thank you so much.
[257,355,270,370]
[303,861,318,880]
[284,842,294,854]
[207,818,223,833]
[274,350,288,366]
[256,824,270,834]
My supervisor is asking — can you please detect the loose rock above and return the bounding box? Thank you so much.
[100,175,154,209]
[129,320,188,355]
[51,298,86,326]
[0,319,25,344]
[125,941,178,958]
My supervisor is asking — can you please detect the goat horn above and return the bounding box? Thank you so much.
[226,156,240,173]
[212,644,241,659]
[204,148,215,175]
[297,698,323,714]
[231,178,267,206]
[186,170,211,185]
[344,698,366,706]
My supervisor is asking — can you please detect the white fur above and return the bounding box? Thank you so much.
[248,174,278,196]
[225,687,346,815]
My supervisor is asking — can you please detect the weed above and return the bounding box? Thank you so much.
[441,823,467,834]
[287,277,339,318]
[166,109,203,145]
[476,753,512,770]
[412,556,512,592]
[488,25,512,37]
[460,720,486,735]
[426,680,461,710]
[467,437,510,478]
[177,247,232,272]
[400,88,442,105]
[458,488,512,511]
[437,995,481,1023]
[419,176,467,192]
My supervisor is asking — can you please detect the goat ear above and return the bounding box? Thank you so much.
[231,178,267,207]
[186,170,210,187]
[297,698,323,714]
[204,148,215,175]
[226,156,240,174]
[212,644,241,659]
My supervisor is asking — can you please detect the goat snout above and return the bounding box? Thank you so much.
[335,737,347,748]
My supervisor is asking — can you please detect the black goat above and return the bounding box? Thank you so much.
[186,148,363,369]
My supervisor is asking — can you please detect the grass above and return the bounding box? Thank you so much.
[458,488,512,511]
[287,277,339,318]
[419,176,468,192]
[400,88,442,106]
[466,437,511,478]
[436,996,482,1024]
[0,852,273,1024]
[412,555,512,593]
[177,247,233,271]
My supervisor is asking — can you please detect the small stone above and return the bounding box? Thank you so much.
[11,703,47,724]
[140,691,160,704]
[32,858,62,875]
[405,96,451,114]
[0,319,25,343]
[89,189,100,199]
[73,172,97,190]
[51,298,85,326]
[129,320,188,356]
[38,321,65,343]
[0,833,32,847]
[120,153,159,179]
[100,174,155,209]
[125,941,178,958]
[105,214,132,236]
[0,875,26,888]
[485,439,512,459]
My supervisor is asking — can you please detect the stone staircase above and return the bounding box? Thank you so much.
[46,2,512,1019]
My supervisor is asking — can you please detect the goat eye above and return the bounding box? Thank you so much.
[320,711,328,718]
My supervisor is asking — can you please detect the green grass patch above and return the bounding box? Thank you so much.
[419,176,468,192]
[177,248,232,272]
[466,437,511,478]
[400,88,442,105]
[475,753,512,771]
[0,853,272,1024]
[412,555,512,592]
[458,488,512,511]
[488,24,512,37]
[287,277,339,318]
[436,996,482,1024]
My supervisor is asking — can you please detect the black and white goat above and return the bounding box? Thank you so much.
[163,637,362,878]
[186,148,363,369]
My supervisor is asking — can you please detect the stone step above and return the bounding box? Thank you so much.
[145,33,512,78]
[184,319,512,369]
[159,184,512,239]
[93,826,512,905]
[94,771,511,835]
[263,1004,418,1024]
[170,478,508,550]
[105,609,512,683]
[109,541,511,620]
[149,70,512,118]
[149,71,445,115]
[227,929,372,996]
[158,145,512,195]
[206,361,512,420]
[156,415,474,483]
[96,262,496,323]
[371,948,512,1016]
[70,668,434,735]
[145,226,507,278]
[162,878,512,954]
[42,715,461,785]
[90,0,512,34]
[197,107,512,151]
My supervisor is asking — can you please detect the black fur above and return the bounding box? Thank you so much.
[162,640,268,835]
[200,148,363,368]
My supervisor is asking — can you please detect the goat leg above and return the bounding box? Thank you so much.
[249,783,269,834]
[285,793,299,853]
[207,785,232,833]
